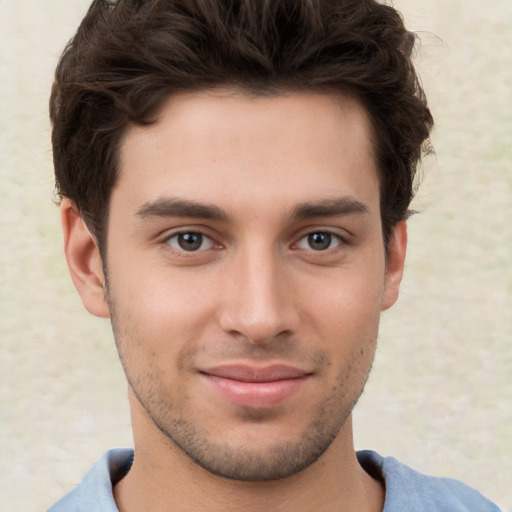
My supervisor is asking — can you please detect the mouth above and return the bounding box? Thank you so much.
[199,364,312,408]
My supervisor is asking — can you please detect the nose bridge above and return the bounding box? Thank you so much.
[219,237,295,343]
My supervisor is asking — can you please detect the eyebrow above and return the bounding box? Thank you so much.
[136,198,228,221]
[291,197,369,220]
[135,196,369,222]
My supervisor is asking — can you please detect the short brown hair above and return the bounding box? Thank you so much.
[50,0,433,250]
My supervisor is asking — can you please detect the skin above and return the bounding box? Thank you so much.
[62,89,407,512]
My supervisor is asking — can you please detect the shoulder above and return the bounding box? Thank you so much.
[47,448,134,512]
[357,450,502,512]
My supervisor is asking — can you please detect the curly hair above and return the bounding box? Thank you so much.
[50,0,433,250]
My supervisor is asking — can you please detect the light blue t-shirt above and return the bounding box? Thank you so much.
[48,448,501,511]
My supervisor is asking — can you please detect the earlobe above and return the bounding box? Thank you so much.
[61,199,110,318]
[382,220,408,311]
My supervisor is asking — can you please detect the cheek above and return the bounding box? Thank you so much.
[302,268,385,337]
[115,262,217,323]
[107,266,218,374]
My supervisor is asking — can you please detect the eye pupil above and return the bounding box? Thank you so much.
[308,232,331,250]
[178,233,202,251]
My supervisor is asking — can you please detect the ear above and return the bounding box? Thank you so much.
[382,220,408,311]
[61,199,110,318]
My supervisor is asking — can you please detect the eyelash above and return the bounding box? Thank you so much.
[164,230,217,253]
[294,231,346,252]
[162,229,348,255]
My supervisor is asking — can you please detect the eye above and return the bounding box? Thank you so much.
[166,232,215,252]
[296,231,343,251]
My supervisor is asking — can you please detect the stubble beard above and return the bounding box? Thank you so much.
[129,374,362,481]
[105,280,376,482]
[126,370,369,482]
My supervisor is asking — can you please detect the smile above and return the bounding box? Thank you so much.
[199,364,312,408]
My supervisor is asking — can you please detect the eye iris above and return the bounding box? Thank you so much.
[308,232,331,250]
[178,233,202,251]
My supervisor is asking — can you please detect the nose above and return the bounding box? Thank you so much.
[218,244,299,344]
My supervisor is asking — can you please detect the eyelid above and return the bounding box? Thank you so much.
[168,232,214,251]
[292,226,351,248]
[160,226,222,253]
[295,231,344,251]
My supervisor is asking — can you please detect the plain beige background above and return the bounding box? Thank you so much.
[0,0,510,510]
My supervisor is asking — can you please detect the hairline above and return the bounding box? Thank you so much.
[92,85,394,260]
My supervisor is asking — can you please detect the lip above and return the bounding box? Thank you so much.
[200,364,312,408]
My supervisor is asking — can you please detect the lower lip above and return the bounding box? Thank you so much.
[202,375,309,408]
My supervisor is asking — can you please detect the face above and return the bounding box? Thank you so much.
[81,90,405,480]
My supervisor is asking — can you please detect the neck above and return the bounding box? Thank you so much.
[114,394,384,512]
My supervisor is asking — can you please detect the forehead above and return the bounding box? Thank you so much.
[115,89,379,217]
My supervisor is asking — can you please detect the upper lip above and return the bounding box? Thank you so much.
[200,364,311,383]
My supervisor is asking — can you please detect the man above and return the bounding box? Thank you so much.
[48,0,500,510]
